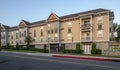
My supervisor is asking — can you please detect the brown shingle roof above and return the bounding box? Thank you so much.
[59,8,110,19]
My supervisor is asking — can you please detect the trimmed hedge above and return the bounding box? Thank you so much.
[63,50,76,54]
[2,46,49,53]
[91,43,101,55]
[63,49,83,54]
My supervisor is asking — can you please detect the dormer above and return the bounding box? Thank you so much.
[19,20,30,28]
[47,12,59,23]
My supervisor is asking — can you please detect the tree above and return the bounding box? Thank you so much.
[16,43,19,50]
[113,23,118,32]
[76,43,82,54]
[91,43,101,54]
[111,23,118,41]
[91,43,96,54]
[115,24,120,41]
[24,35,33,49]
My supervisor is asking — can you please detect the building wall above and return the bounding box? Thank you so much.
[0,9,114,54]
[92,14,109,41]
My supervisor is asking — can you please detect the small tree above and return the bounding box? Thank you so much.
[6,43,10,49]
[91,43,101,54]
[115,24,120,41]
[76,43,82,54]
[44,44,48,53]
[16,43,19,50]
[91,43,96,54]
[24,35,33,49]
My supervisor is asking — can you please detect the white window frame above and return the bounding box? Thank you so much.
[97,16,103,30]
[97,30,103,38]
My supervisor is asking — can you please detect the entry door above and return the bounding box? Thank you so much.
[83,45,91,54]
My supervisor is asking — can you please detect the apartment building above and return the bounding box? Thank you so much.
[0,8,114,54]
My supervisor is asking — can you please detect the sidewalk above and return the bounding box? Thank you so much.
[1,51,120,62]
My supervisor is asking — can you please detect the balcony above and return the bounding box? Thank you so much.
[81,23,92,31]
[47,38,59,43]
[81,36,92,42]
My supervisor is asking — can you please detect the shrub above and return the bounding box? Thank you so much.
[76,43,83,54]
[96,49,101,54]
[16,43,19,50]
[43,44,48,53]
[63,50,76,54]
[91,43,101,55]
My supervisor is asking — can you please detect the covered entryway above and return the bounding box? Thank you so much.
[83,44,91,54]
[50,44,64,53]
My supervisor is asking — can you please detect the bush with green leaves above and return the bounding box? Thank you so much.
[16,43,19,50]
[91,43,101,55]
[43,44,49,53]
[63,49,76,54]
[76,43,83,54]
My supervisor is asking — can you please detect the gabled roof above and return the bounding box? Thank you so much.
[22,20,30,25]
[19,19,30,27]
[47,12,59,20]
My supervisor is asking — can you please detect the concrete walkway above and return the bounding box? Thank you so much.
[1,51,120,62]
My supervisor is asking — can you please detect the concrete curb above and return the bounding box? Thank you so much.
[1,51,52,57]
[52,54,120,62]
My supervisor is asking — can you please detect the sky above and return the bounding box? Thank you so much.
[0,0,120,26]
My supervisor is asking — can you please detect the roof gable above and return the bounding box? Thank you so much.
[47,12,59,20]
[19,20,30,27]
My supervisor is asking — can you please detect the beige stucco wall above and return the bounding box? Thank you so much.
[29,24,47,45]
[92,14,109,41]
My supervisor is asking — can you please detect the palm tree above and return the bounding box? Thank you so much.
[24,35,33,49]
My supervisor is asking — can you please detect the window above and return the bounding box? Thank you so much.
[55,29,58,33]
[48,30,50,34]
[24,31,26,37]
[51,29,54,34]
[40,38,43,42]
[97,30,103,37]
[97,16,103,30]
[68,22,72,27]
[34,30,36,37]
[19,31,21,38]
[68,27,72,33]
[11,35,13,40]
[16,33,18,39]
[98,24,102,30]
[55,23,58,28]
[22,33,24,37]
[48,37,50,42]
[41,29,43,36]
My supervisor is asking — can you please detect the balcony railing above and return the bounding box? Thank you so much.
[81,36,92,42]
[47,38,59,42]
[81,23,92,31]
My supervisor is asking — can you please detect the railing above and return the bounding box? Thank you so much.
[81,23,91,30]
[47,38,59,42]
[81,36,92,42]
